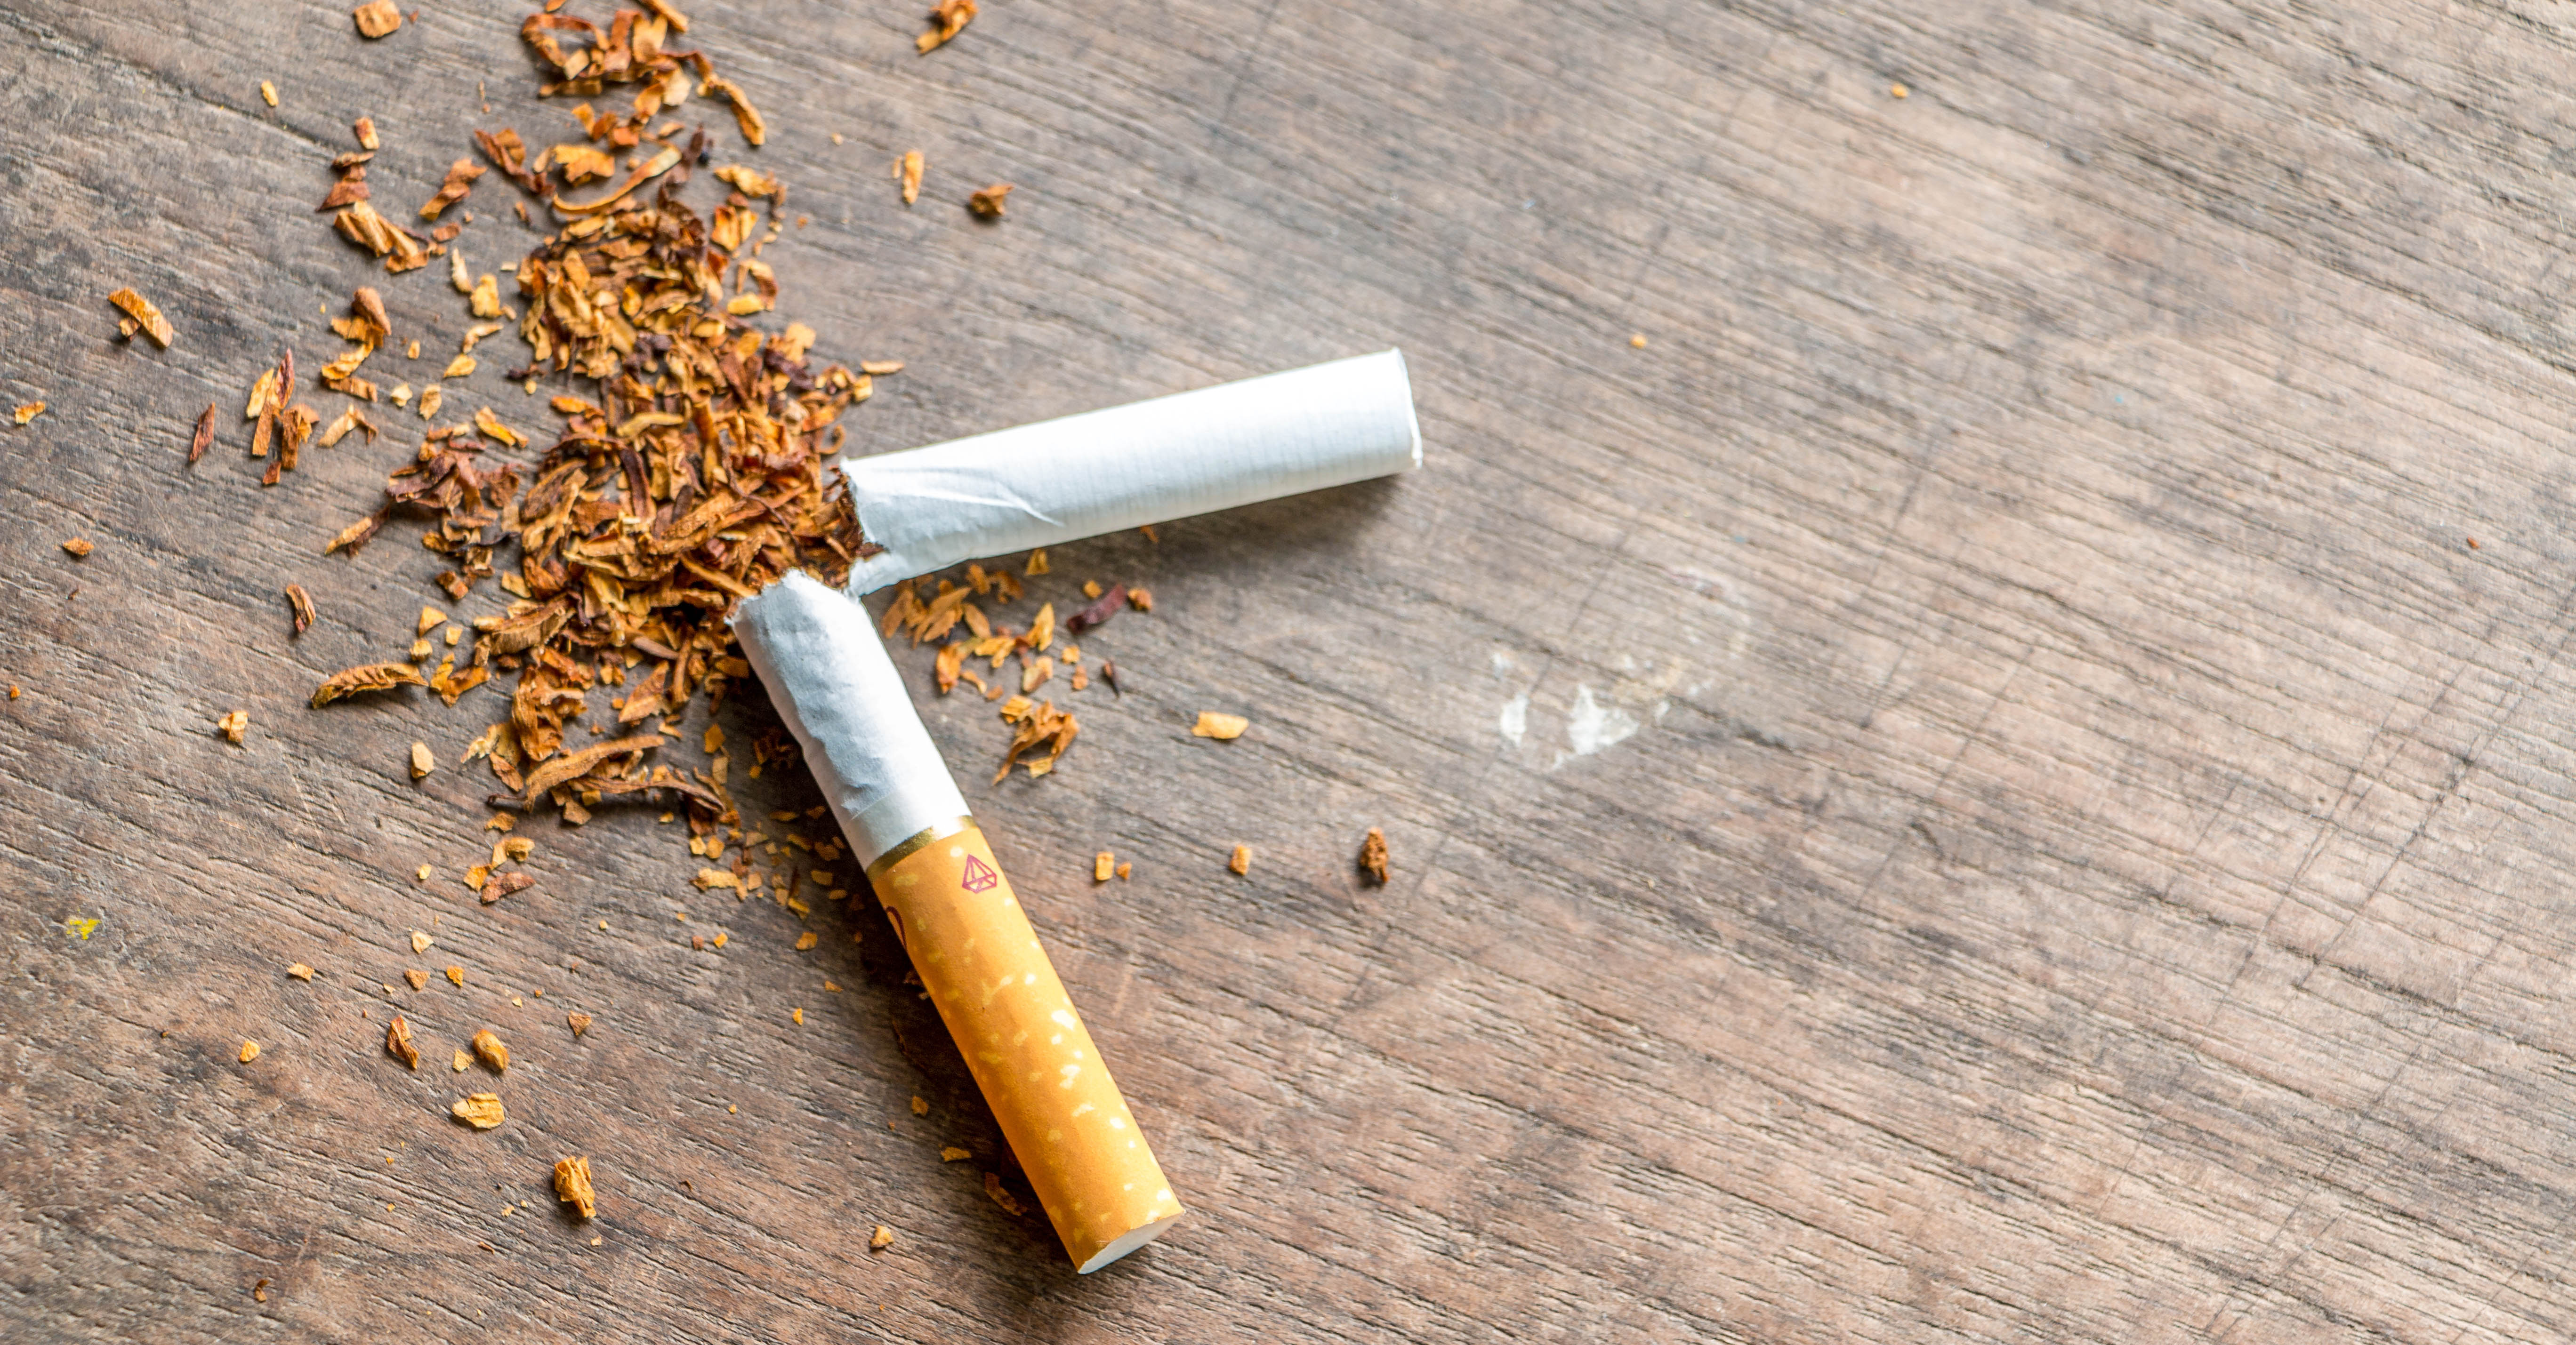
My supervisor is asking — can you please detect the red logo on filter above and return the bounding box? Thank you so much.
[959,855,998,893]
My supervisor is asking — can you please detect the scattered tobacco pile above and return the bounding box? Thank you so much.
[312,4,867,858]
[304,0,1149,889]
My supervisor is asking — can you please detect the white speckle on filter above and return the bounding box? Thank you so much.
[1557,683,1639,765]
[1050,1009,1077,1028]
[1498,691,1529,746]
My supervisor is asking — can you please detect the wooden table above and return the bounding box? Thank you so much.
[6,0,2572,1339]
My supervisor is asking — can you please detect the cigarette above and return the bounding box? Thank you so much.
[734,572,1183,1272]
[841,348,1419,592]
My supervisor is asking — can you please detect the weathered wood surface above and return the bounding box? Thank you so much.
[7,0,2576,1339]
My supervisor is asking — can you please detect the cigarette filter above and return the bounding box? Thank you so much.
[840,348,1419,592]
[734,572,1183,1272]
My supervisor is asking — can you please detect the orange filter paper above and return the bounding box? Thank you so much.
[870,822,1184,1271]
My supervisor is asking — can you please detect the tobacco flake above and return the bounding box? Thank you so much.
[1192,712,1248,739]
[1360,827,1390,884]
[895,150,923,206]
[917,0,975,52]
[410,741,435,778]
[1231,845,1251,876]
[189,402,216,463]
[216,709,249,744]
[387,1014,420,1068]
[12,402,42,424]
[107,288,173,347]
[60,538,93,558]
[567,1011,592,1037]
[285,584,317,634]
[452,1093,506,1129]
[553,1156,597,1217]
[472,1028,509,1072]
[420,159,485,220]
[967,183,1013,217]
[1066,583,1126,635]
[310,661,425,708]
[983,1170,1028,1216]
[353,0,402,38]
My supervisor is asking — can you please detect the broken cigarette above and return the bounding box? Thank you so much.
[739,571,1177,1272]
[735,352,1422,1272]
[840,349,1419,592]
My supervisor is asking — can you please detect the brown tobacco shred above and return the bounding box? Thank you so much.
[475,128,545,195]
[333,200,432,273]
[982,1170,1028,1216]
[311,661,425,707]
[238,1040,261,1064]
[61,538,94,558]
[472,1028,510,1072]
[285,584,316,634]
[216,709,249,744]
[1360,827,1390,884]
[567,1011,593,1037]
[1230,845,1250,876]
[189,402,216,463]
[895,150,923,206]
[452,1093,506,1129]
[869,1225,894,1250]
[967,183,1013,218]
[918,0,975,52]
[554,1156,597,1217]
[13,401,43,424]
[994,697,1077,781]
[1192,711,1247,739]
[1065,583,1126,635]
[355,116,380,150]
[322,162,863,831]
[108,288,174,348]
[387,1013,420,1068]
[420,159,486,220]
[354,0,403,37]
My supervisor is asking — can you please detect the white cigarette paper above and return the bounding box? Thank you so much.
[840,348,1420,592]
[732,570,966,864]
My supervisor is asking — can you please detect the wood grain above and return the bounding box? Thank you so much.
[6,0,2576,1339]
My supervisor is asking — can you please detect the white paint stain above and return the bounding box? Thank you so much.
[1562,683,1638,761]
[1498,691,1529,746]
